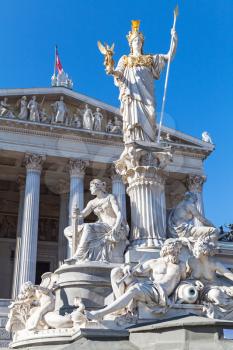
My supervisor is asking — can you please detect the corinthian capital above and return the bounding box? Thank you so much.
[111,165,123,182]
[187,174,206,193]
[69,159,88,177]
[24,153,46,172]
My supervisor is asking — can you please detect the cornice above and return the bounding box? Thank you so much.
[0,119,123,147]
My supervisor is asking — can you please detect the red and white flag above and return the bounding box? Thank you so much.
[55,46,63,74]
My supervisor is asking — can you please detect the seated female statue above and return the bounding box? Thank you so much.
[65,179,129,263]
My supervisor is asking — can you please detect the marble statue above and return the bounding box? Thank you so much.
[189,237,233,283]
[51,96,67,124]
[0,97,15,118]
[98,20,177,143]
[93,107,103,131]
[106,119,114,133]
[51,71,73,90]
[168,192,219,242]
[6,273,87,334]
[111,116,123,134]
[86,238,186,320]
[64,179,129,263]
[40,108,51,124]
[72,108,82,128]
[27,96,40,122]
[187,237,233,318]
[202,131,213,144]
[17,96,28,120]
[82,104,93,130]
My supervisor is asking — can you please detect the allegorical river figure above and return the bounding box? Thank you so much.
[98,20,177,143]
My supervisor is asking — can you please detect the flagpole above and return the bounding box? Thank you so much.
[53,45,57,77]
[157,5,179,143]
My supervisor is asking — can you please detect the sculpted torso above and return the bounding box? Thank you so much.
[189,256,218,281]
[172,202,195,226]
[143,258,185,296]
[89,194,117,227]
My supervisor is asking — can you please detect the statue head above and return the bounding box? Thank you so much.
[193,237,217,258]
[18,281,35,300]
[90,179,107,195]
[60,96,64,101]
[127,20,144,54]
[32,95,36,101]
[160,238,182,264]
[85,104,89,109]
[96,107,100,112]
[22,96,27,101]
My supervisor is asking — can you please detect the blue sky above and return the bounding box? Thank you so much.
[0,0,232,226]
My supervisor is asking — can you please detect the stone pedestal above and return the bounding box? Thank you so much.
[54,262,117,313]
[127,166,167,248]
[124,247,160,264]
[115,143,172,250]
[18,154,44,288]
[9,315,233,349]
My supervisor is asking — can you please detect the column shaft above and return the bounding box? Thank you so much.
[127,167,166,248]
[58,192,68,265]
[18,154,44,288]
[67,159,86,257]
[11,176,25,299]
[112,173,126,220]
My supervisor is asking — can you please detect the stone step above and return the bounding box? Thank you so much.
[0,339,10,349]
[0,314,11,349]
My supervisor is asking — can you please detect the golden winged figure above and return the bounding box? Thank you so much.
[97,41,115,74]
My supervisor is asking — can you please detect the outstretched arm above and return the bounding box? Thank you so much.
[189,204,215,227]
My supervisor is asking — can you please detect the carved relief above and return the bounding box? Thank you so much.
[0,95,123,136]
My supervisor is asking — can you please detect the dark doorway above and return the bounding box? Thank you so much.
[35,261,50,285]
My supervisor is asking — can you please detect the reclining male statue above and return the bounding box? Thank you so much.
[86,238,186,320]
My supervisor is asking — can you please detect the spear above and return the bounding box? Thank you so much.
[157,5,179,143]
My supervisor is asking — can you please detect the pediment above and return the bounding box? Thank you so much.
[0,87,214,156]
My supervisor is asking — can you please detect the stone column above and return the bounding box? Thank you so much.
[57,180,69,266]
[187,174,206,226]
[126,167,167,248]
[11,175,25,299]
[18,154,45,289]
[67,159,87,257]
[115,144,172,250]
[111,168,127,220]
